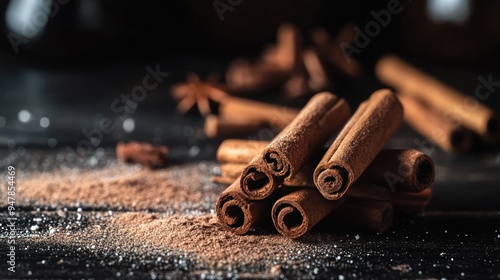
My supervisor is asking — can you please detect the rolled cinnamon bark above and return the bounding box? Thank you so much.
[390,188,433,213]
[215,180,271,235]
[376,55,500,144]
[324,199,393,233]
[271,188,345,238]
[204,115,265,138]
[219,97,299,130]
[398,94,474,154]
[314,89,403,200]
[241,92,351,200]
[361,149,435,193]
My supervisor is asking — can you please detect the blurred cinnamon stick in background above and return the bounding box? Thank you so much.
[376,55,500,145]
[397,94,474,154]
[216,180,274,235]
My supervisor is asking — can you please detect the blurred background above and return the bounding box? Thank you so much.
[1,0,500,209]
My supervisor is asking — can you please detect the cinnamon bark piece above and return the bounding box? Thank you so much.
[240,92,351,200]
[398,94,474,154]
[215,180,272,235]
[271,188,345,238]
[376,55,500,144]
[116,141,168,169]
[360,149,435,193]
[314,89,403,200]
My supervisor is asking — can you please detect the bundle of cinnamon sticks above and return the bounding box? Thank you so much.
[215,91,435,238]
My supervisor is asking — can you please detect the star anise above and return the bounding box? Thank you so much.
[170,73,228,116]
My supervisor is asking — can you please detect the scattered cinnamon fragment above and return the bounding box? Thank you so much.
[314,89,403,200]
[116,141,168,169]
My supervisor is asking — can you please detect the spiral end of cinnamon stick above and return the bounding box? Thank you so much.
[240,166,277,200]
[273,204,307,238]
[264,151,290,177]
[316,167,349,200]
[216,192,253,235]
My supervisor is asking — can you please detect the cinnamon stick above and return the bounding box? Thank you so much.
[314,89,403,200]
[240,92,351,200]
[361,149,435,193]
[271,188,345,238]
[215,180,272,235]
[219,97,299,130]
[116,141,168,169]
[323,199,394,233]
[204,115,265,138]
[376,55,500,144]
[390,188,433,213]
[398,94,474,154]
